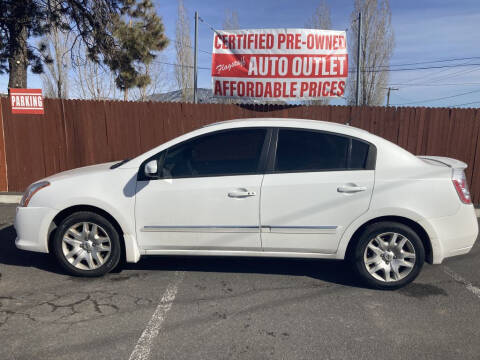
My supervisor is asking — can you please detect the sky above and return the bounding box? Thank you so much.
[1,0,479,107]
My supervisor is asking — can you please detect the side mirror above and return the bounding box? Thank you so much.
[144,160,158,178]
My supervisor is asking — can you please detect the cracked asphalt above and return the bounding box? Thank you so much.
[1,203,480,360]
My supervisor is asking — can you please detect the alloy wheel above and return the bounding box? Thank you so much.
[61,222,112,270]
[363,232,416,282]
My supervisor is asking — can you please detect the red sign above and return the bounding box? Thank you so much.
[9,88,44,114]
[212,29,348,101]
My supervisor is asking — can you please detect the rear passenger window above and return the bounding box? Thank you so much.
[274,129,371,172]
[349,139,370,169]
[275,129,349,172]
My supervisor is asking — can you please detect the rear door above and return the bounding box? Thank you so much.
[260,128,375,253]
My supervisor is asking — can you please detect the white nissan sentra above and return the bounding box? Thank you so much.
[15,118,478,289]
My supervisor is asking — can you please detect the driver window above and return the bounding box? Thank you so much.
[161,128,267,178]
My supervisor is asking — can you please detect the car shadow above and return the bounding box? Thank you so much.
[0,225,64,274]
[0,225,363,288]
[126,255,363,288]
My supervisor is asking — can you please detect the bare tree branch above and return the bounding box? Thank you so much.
[40,12,72,98]
[222,10,239,30]
[347,0,394,106]
[174,0,193,102]
[130,55,174,101]
[304,0,332,106]
[71,42,118,100]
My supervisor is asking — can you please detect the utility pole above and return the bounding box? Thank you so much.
[355,12,362,106]
[193,11,199,104]
[386,87,399,107]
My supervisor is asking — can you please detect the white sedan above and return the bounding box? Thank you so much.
[14,118,478,289]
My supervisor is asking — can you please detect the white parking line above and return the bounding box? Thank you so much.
[443,266,480,299]
[129,271,185,360]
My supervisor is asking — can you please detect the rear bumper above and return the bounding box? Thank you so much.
[14,206,58,253]
[420,204,478,264]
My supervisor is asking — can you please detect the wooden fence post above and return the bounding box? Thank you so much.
[0,98,9,191]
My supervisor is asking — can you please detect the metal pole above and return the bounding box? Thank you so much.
[193,11,199,104]
[355,12,362,106]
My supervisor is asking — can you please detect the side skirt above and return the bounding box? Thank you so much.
[142,249,341,260]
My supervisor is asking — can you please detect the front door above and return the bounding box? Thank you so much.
[135,127,269,251]
[260,128,375,253]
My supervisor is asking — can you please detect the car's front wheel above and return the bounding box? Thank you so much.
[52,211,121,277]
[351,221,425,289]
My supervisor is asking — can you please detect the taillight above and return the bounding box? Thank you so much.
[452,169,471,204]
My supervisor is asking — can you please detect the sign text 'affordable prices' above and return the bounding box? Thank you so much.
[9,88,44,114]
[212,29,348,101]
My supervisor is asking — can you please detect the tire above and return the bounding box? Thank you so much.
[52,211,121,277]
[351,221,425,290]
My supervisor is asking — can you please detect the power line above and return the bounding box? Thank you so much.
[174,28,480,73]
[155,59,480,78]
[152,59,210,70]
[407,64,480,85]
[173,40,211,55]
[164,18,480,95]
[198,16,221,36]
[176,23,480,76]
[393,88,480,106]
[404,66,461,85]
[351,62,480,73]
[177,19,480,75]
[427,66,480,83]
[400,60,478,84]
[451,101,480,107]
[390,82,480,87]
[365,56,480,69]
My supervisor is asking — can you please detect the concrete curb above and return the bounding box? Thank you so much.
[0,195,22,204]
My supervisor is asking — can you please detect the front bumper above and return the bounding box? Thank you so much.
[420,204,479,264]
[14,206,58,253]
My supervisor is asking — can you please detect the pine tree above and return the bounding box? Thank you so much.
[0,0,168,93]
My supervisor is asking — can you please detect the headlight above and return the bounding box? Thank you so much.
[20,181,50,207]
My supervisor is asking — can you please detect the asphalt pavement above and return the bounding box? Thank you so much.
[1,203,479,360]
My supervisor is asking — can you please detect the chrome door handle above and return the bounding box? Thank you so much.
[228,189,256,198]
[337,185,367,193]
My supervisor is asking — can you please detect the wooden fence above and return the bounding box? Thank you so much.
[1,97,480,203]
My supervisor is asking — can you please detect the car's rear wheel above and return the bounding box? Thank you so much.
[351,221,425,290]
[52,211,121,277]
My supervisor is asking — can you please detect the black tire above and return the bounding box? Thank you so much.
[52,211,122,277]
[351,221,425,290]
